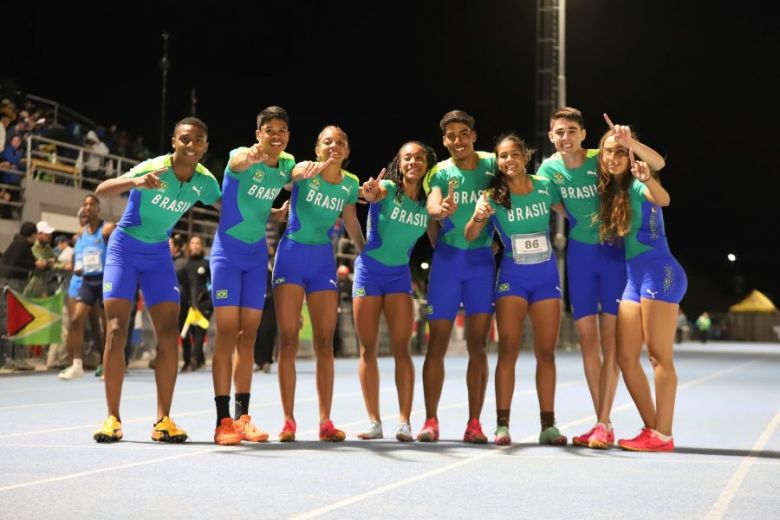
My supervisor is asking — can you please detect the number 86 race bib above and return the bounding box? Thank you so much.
[511,231,551,265]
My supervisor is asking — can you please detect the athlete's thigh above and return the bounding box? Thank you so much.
[382,293,414,344]
[353,295,383,348]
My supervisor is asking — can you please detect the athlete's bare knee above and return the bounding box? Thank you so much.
[535,348,556,365]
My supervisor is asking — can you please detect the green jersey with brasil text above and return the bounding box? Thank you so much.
[117,155,221,243]
[364,180,429,266]
[537,149,600,244]
[218,149,295,244]
[487,176,561,260]
[284,168,360,245]
[625,178,670,260]
[423,152,496,249]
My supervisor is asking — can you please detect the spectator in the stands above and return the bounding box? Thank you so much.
[0,110,13,153]
[25,221,57,297]
[0,135,24,218]
[0,221,45,280]
[82,130,109,187]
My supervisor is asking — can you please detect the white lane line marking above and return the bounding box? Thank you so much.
[705,409,780,520]
[0,381,279,411]
[291,359,763,519]
[0,449,218,492]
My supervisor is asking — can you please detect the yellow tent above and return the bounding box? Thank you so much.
[729,290,778,313]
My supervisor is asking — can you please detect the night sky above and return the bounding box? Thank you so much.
[5,1,777,315]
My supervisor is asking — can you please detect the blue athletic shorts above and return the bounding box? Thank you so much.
[68,273,82,299]
[210,231,268,310]
[622,249,687,304]
[426,243,495,320]
[566,239,626,319]
[272,238,337,294]
[495,254,561,304]
[76,275,104,307]
[352,254,412,298]
[103,229,179,307]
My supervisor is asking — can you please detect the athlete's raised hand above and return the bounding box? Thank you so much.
[360,168,385,202]
[473,191,495,222]
[629,148,652,182]
[245,143,269,165]
[133,168,166,190]
[293,157,335,180]
[603,113,634,148]
[439,180,459,219]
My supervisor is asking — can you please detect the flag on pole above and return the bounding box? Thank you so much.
[180,306,209,339]
[4,287,64,344]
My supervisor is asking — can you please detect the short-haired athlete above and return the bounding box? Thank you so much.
[59,194,115,380]
[210,106,294,445]
[421,110,496,443]
[92,117,221,443]
[536,108,666,447]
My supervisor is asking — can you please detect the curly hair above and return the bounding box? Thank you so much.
[386,141,436,205]
[489,132,535,209]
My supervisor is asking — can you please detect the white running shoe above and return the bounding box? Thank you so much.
[357,420,383,440]
[395,422,413,442]
[59,364,85,380]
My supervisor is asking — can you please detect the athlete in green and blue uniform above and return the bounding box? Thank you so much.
[210,106,294,446]
[593,129,684,452]
[92,117,220,444]
[538,108,667,449]
[466,133,567,446]
[420,110,496,444]
[273,125,365,443]
[353,141,436,442]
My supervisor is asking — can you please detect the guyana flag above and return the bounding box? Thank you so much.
[4,287,63,344]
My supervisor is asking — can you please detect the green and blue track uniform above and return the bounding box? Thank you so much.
[537,150,626,318]
[621,179,687,303]
[210,149,295,309]
[272,168,359,293]
[488,176,562,304]
[352,180,428,298]
[104,155,221,306]
[423,152,496,320]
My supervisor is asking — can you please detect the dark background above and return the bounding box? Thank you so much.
[4,1,777,316]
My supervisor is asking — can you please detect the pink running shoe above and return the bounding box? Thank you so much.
[318,419,346,442]
[278,419,297,442]
[416,417,440,442]
[587,423,614,449]
[618,428,674,452]
[463,418,488,444]
[573,425,596,447]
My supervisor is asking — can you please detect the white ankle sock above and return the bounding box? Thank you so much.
[651,429,672,442]
[73,359,83,370]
